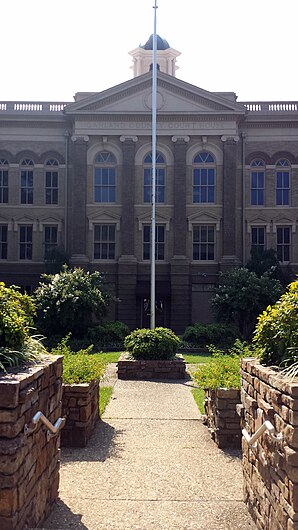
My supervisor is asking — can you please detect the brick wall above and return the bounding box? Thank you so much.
[0,355,63,530]
[204,388,241,448]
[117,354,186,380]
[61,381,99,447]
[241,358,298,530]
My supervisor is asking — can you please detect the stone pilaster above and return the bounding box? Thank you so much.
[221,135,241,268]
[170,256,190,334]
[120,136,138,257]
[172,136,189,256]
[70,135,89,265]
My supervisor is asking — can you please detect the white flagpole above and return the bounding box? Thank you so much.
[150,0,158,330]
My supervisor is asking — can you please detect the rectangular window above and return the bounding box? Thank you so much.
[193,225,215,260]
[251,171,264,205]
[144,168,165,203]
[19,226,33,260]
[45,171,58,204]
[277,226,290,262]
[94,224,116,259]
[0,225,8,259]
[0,170,8,203]
[94,168,116,202]
[251,227,265,252]
[44,226,58,259]
[21,171,33,204]
[276,171,290,205]
[193,168,215,203]
[143,225,165,260]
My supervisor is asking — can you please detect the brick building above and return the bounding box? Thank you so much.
[0,35,298,333]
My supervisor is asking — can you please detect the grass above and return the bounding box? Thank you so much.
[191,388,205,414]
[182,352,212,364]
[95,351,122,363]
[100,386,113,416]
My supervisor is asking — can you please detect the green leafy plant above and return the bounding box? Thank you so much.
[34,265,113,338]
[0,336,47,373]
[192,353,241,390]
[254,279,298,366]
[0,282,36,350]
[124,327,180,360]
[61,353,106,384]
[211,267,283,339]
[87,321,130,348]
[182,322,239,348]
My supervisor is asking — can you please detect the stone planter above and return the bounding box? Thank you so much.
[241,358,298,530]
[117,353,186,380]
[203,388,241,448]
[61,380,99,447]
[0,355,63,530]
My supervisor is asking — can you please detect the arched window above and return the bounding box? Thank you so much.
[250,159,265,206]
[193,152,215,203]
[94,151,116,203]
[0,159,8,203]
[20,159,34,204]
[143,151,165,203]
[276,159,290,206]
[45,159,59,204]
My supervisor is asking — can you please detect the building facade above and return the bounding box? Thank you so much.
[0,36,298,333]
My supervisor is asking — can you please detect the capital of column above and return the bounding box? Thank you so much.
[221,135,240,143]
[120,135,138,143]
[171,135,190,143]
[71,135,89,143]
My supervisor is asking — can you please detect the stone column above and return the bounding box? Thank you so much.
[70,135,89,265]
[117,136,138,329]
[221,135,241,268]
[170,136,190,334]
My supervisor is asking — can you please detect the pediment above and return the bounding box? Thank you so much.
[137,211,171,230]
[187,211,221,231]
[65,72,246,117]
[87,209,121,230]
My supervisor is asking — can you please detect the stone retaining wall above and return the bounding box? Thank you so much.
[61,381,99,447]
[0,355,63,530]
[204,388,241,448]
[241,358,298,530]
[117,355,186,380]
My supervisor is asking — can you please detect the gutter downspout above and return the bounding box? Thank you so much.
[64,130,70,254]
[242,133,246,266]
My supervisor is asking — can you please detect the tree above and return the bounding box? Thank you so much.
[211,267,283,339]
[34,266,112,338]
[246,247,292,286]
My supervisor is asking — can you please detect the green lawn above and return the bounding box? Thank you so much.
[95,351,123,363]
[182,352,212,364]
[191,387,205,414]
[99,386,113,416]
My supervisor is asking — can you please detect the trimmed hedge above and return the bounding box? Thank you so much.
[124,327,180,360]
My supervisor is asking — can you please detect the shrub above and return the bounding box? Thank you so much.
[182,322,239,348]
[61,354,106,384]
[87,321,130,347]
[193,353,241,390]
[0,282,36,350]
[124,327,180,360]
[254,279,298,366]
[211,267,283,339]
[34,266,113,338]
[51,335,105,384]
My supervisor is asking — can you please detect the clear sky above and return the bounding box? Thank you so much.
[1,0,297,103]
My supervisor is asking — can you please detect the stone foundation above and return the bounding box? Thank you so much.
[0,355,63,530]
[241,358,298,530]
[61,381,99,447]
[204,388,241,448]
[117,354,186,380]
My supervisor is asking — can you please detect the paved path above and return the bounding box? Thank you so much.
[43,373,256,530]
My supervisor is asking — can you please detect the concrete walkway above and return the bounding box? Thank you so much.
[43,373,256,530]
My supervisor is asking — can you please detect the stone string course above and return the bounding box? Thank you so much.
[241,358,298,530]
[61,381,99,447]
[0,355,63,530]
[204,388,241,449]
[117,355,186,380]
